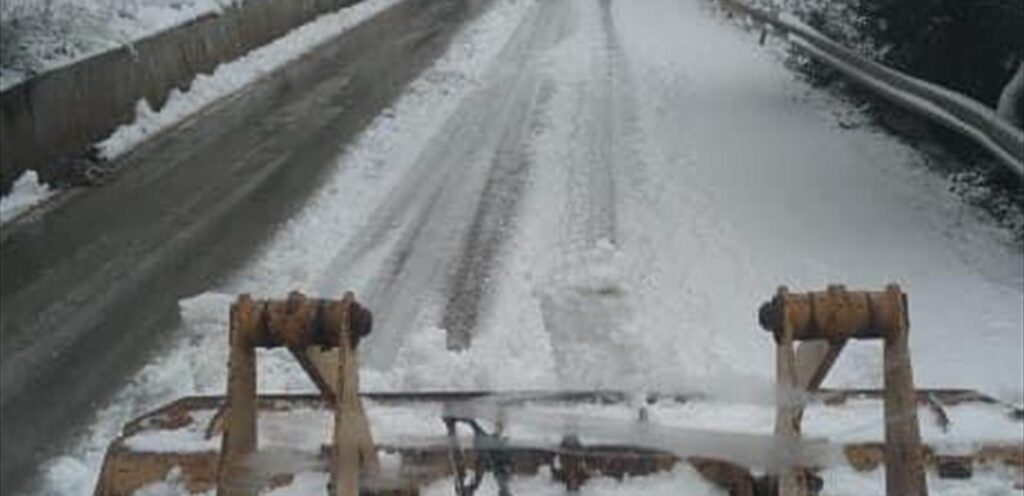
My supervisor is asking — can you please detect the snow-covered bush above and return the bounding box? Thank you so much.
[0,0,227,90]
[763,0,1024,114]
[855,0,1023,111]
[0,0,121,86]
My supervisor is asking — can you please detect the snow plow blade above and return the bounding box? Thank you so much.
[93,390,1023,495]
[92,290,1024,495]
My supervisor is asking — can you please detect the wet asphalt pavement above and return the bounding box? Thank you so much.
[0,0,487,492]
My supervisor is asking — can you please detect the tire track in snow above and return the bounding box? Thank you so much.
[438,77,556,349]
[597,0,646,227]
[316,0,572,365]
[561,0,639,250]
[524,0,658,389]
[602,0,767,384]
[440,4,573,349]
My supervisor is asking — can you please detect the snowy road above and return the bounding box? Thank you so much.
[10,0,1024,493]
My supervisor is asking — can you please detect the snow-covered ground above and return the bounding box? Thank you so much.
[34,0,1023,493]
[0,0,229,90]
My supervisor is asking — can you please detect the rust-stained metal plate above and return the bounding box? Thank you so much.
[94,390,1024,495]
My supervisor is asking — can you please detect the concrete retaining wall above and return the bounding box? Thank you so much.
[0,0,361,193]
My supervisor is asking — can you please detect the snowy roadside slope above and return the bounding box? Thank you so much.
[0,0,231,90]
[0,0,402,226]
[607,0,1023,400]
[95,0,404,159]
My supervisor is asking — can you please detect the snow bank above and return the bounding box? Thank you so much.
[0,170,55,224]
[94,0,403,159]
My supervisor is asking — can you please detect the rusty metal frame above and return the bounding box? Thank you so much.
[91,286,1023,495]
[94,388,1023,495]
[217,292,378,496]
[760,284,927,496]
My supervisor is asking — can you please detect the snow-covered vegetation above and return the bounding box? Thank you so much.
[0,0,232,90]
[764,0,1023,112]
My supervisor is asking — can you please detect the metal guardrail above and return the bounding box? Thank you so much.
[720,0,1024,177]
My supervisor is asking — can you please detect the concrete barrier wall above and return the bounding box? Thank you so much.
[0,0,360,193]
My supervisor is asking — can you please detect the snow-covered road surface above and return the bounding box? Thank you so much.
[230,0,1022,399]
[37,0,1023,493]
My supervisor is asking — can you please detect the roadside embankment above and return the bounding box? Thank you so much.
[0,0,362,193]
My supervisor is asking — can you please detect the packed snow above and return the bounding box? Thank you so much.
[32,0,1024,493]
[0,0,234,90]
[0,170,56,225]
